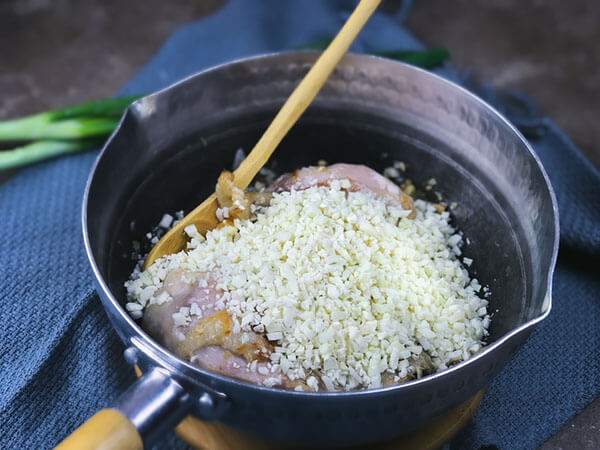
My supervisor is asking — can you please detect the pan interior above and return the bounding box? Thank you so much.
[100,106,529,344]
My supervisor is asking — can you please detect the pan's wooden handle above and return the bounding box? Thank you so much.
[55,409,142,450]
[56,368,198,449]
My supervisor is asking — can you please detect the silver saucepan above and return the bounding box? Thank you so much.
[73,53,558,448]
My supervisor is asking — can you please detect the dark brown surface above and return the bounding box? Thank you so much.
[0,0,222,118]
[409,0,600,170]
[1,0,598,448]
[539,398,600,449]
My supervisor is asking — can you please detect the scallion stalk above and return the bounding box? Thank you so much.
[0,117,121,141]
[0,140,100,170]
[0,95,141,142]
[0,96,141,169]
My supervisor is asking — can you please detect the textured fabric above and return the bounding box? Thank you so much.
[450,119,600,449]
[1,1,598,449]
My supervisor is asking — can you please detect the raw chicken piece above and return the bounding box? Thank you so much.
[176,309,272,362]
[191,346,306,390]
[191,346,276,385]
[268,163,414,214]
[142,269,222,352]
[143,269,306,388]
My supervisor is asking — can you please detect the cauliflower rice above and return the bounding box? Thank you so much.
[126,179,489,390]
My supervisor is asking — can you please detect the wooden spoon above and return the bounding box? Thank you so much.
[144,0,381,269]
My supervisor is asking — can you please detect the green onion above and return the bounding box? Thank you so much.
[0,95,141,142]
[48,96,142,120]
[0,117,121,141]
[0,96,141,169]
[374,48,450,69]
[294,38,336,51]
[0,140,101,170]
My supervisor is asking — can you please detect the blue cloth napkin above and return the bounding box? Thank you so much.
[1,1,599,449]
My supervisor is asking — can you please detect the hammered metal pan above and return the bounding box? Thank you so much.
[67,52,558,448]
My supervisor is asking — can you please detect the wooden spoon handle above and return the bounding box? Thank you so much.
[144,0,380,268]
[233,0,381,189]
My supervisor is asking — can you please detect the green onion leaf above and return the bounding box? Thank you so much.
[49,95,142,121]
[374,48,450,69]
